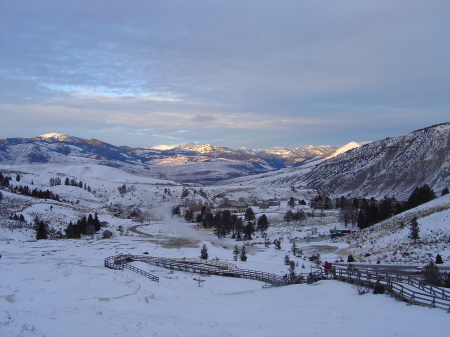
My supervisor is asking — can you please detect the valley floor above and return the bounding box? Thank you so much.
[1,218,448,337]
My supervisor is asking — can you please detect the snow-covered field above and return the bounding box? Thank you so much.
[1,217,449,337]
[1,163,449,336]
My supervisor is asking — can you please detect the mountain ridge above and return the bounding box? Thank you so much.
[218,122,450,200]
[0,133,339,184]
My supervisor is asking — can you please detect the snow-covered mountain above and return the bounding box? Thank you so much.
[236,145,338,166]
[220,122,450,200]
[0,135,336,184]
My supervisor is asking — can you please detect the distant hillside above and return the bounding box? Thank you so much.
[303,122,450,199]
[218,122,450,200]
[0,134,337,184]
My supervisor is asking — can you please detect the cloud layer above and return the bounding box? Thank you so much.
[1,0,449,148]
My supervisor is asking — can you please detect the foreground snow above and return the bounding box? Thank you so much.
[1,220,448,337]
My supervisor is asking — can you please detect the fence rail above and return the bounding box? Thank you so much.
[333,266,450,312]
[104,254,159,282]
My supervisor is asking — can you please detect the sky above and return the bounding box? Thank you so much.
[0,0,449,149]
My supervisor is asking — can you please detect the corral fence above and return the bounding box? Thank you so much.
[105,254,329,287]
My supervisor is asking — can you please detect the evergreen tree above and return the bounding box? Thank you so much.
[291,242,298,256]
[243,221,254,240]
[256,214,269,234]
[200,244,208,260]
[408,217,420,243]
[288,261,296,283]
[235,217,244,240]
[288,197,295,209]
[357,209,368,229]
[423,261,441,286]
[284,254,291,265]
[34,218,48,240]
[442,187,449,196]
[347,254,355,263]
[435,254,444,264]
[273,239,281,250]
[244,208,255,222]
[94,213,101,232]
[284,210,294,223]
[240,246,247,261]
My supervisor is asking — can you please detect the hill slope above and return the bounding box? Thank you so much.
[219,122,450,200]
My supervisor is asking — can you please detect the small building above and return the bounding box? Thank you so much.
[216,200,249,213]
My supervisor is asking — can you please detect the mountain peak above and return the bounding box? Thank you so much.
[37,133,79,142]
[326,141,362,159]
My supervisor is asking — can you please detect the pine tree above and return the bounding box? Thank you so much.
[200,244,208,260]
[408,217,420,243]
[291,242,298,256]
[435,254,444,264]
[34,218,48,240]
[244,221,254,240]
[288,197,295,209]
[257,214,269,234]
[284,254,291,265]
[244,208,255,222]
[94,213,101,232]
[423,262,441,286]
[240,246,247,261]
[273,239,281,250]
[288,261,296,283]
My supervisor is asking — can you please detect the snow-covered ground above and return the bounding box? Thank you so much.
[1,163,449,336]
[1,218,449,337]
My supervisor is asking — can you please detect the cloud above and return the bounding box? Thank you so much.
[1,1,449,148]
[189,115,217,124]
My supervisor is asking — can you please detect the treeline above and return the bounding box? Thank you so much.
[337,184,444,229]
[65,213,101,238]
[11,184,60,201]
[31,213,106,240]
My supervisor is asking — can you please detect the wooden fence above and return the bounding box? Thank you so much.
[333,266,450,312]
[105,254,327,287]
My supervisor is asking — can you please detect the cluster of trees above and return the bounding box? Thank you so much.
[49,177,62,186]
[404,184,437,210]
[184,206,269,241]
[0,173,12,187]
[10,213,26,222]
[288,197,307,208]
[233,245,247,261]
[334,184,439,230]
[356,196,403,229]
[65,213,101,238]
[11,185,60,201]
[311,195,334,209]
[64,177,92,192]
[422,261,450,288]
[283,209,307,223]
